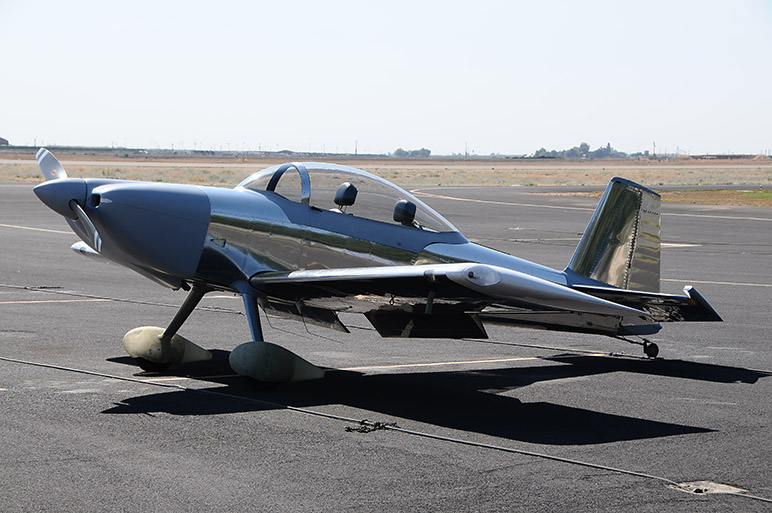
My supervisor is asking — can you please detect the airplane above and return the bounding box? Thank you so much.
[32,148,721,383]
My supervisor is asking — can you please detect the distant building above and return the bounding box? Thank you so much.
[0,137,8,146]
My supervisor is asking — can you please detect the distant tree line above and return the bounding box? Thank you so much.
[533,142,631,159]
[393,147,431,158]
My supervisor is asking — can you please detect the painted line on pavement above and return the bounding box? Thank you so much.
[663,278,772,288]
[412,190,772,222]
[0,223,72,235]
[0,298,111,305]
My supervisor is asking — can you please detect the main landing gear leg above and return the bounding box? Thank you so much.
[162,284,210,343]
[123,284,213,371]
[229,290,324,384]
[241,292,264,342]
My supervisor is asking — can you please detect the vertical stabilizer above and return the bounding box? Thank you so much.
[567,177,660,292]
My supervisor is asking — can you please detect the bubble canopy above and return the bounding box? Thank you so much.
[237,162,459,233]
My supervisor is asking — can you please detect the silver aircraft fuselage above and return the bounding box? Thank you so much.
[35,163,565,293]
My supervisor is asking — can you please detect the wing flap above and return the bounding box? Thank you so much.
[257,297,349,333]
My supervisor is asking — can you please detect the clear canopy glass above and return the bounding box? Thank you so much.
[238,162,458,233]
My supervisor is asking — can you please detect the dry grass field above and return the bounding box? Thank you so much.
[543,187,772,207]
[2,149,771,206]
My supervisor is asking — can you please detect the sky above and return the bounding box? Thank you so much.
[2,0,771,156]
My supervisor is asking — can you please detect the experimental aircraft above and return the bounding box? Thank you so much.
[33,149,721,383]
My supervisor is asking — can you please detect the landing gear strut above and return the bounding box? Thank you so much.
[123,284,213,371]
[123,281,324,383]
[228,291,324,384]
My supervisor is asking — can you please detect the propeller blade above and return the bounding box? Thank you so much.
[34,149,103,252]
[68,200,102,252]
[36,148,68,181]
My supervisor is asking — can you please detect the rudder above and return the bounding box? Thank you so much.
[567,177,660,292]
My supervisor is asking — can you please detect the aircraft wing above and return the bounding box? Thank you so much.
[249,263,659,338]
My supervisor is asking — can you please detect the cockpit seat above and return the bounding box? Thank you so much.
[393,199,417,226]
[333,182,358,212]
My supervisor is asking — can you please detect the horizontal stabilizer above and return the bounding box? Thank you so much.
[573,284,722,322]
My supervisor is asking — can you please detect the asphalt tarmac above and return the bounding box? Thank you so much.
[1,181,771,512]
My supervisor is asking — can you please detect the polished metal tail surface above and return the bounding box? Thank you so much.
[568,177,661,292]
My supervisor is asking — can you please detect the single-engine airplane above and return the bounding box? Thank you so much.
[33,149,721,383]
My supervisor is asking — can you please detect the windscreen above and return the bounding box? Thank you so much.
[239,163,458,233]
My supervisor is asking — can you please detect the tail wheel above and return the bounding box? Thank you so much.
[643,341,659,358]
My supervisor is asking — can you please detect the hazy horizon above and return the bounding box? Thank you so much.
[2,141,765,158]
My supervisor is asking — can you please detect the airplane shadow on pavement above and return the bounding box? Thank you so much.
[104,351,770,446]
